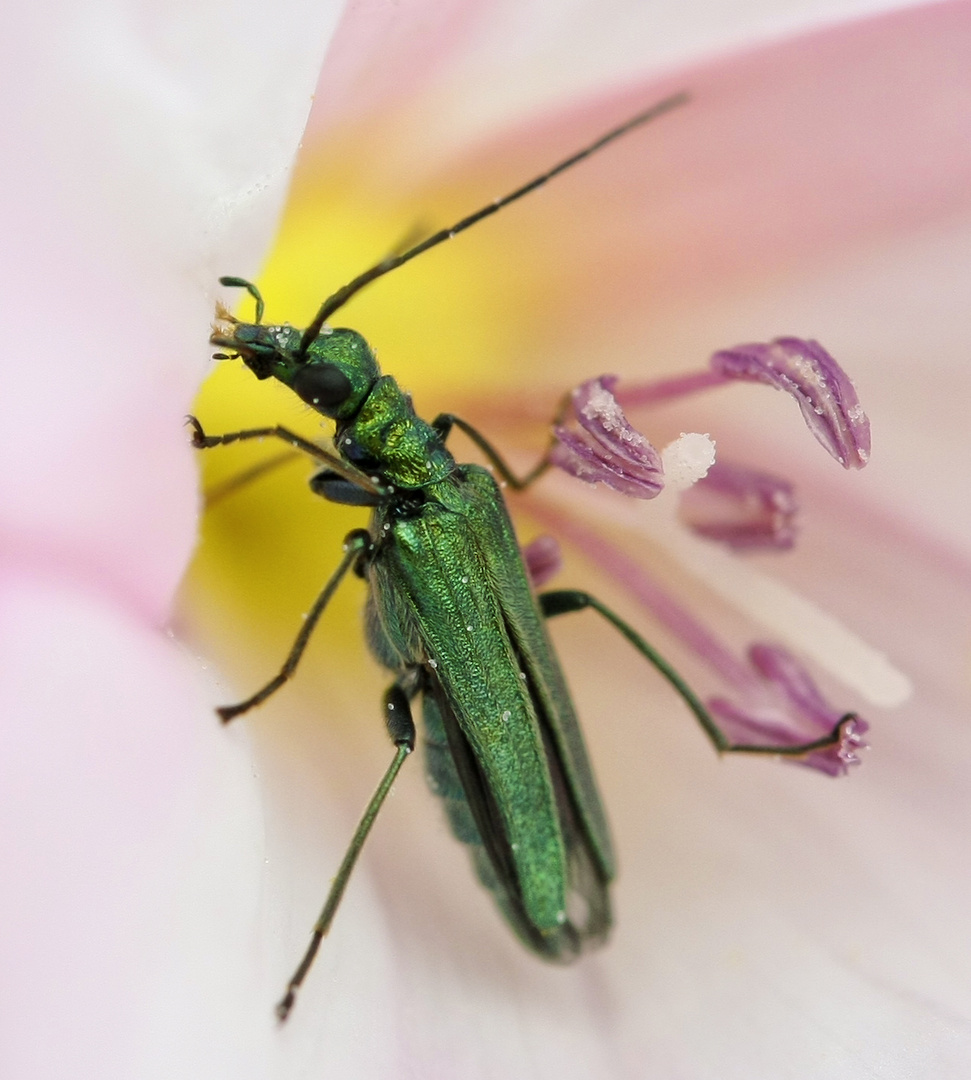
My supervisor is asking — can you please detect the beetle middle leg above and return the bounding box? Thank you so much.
[202,449,304,509]
[216,529,373,723]
[538,589,854,760]
[432,395,570,491]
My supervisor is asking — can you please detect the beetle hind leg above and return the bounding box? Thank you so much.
[539,589,852,760]
[276,669,419,1022]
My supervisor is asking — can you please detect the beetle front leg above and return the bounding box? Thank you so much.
[538,589,853,760]
[187,415,327,458]
[187,416,379,496]
[216,530,372,723]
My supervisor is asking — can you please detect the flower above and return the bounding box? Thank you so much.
[5,1,971,1077]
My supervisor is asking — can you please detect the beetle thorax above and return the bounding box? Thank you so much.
[338,375,454,489]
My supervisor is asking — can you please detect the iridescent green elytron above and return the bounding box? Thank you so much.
[191,93,846,1020]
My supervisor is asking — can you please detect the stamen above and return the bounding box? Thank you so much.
[616,369,728,408]
[611,338,869,475]
[526,498,757,691]
[528,496,871,778]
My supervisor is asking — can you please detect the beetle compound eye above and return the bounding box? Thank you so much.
[292,363,353,410]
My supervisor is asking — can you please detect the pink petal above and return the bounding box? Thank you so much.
[308,0,923,149]
[2,0,352,1075]
[0,577,264,1075]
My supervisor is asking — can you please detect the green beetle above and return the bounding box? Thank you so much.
[191,93,849,1019]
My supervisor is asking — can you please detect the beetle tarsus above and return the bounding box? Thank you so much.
[185,414,213,448]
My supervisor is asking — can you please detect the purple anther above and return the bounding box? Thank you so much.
[679,461,798,551]
[550,376,664,498]
[710,338,870,469]
[708,643,869,776]
[522,535,563,589]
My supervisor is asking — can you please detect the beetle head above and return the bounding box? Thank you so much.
[210,278,380,421]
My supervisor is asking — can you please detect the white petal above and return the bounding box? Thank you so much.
[0,0,344,617]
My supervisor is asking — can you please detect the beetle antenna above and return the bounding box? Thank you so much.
[219,276,265,324]
[298,90,688,355]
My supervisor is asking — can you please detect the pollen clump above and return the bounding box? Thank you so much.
[661,432,716,491]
